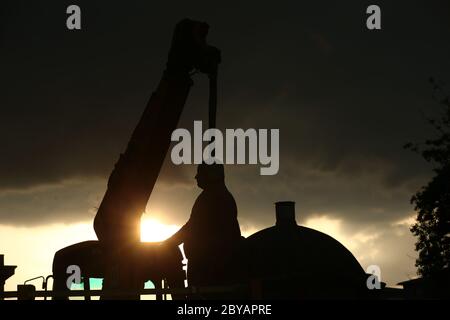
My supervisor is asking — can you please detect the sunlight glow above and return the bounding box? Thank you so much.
[140,218,180,242]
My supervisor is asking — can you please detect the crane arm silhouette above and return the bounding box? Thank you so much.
[93,19,220,248]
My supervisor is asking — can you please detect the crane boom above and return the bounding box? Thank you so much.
[93,19,220,249]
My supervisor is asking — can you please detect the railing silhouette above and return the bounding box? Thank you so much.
[0,284,248,300]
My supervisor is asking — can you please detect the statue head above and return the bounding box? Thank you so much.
[195,162,225,189]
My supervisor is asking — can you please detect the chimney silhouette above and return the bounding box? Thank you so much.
[275,201,297,227]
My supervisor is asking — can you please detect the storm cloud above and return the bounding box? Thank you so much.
[1,1,450,285]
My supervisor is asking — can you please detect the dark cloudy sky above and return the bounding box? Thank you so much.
[1,0,450,288]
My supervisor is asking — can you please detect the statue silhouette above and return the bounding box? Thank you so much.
[164,163,243,296]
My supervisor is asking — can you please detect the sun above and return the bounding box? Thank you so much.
[140,217,180,242]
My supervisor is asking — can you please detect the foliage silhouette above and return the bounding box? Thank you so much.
[405,78,450,277]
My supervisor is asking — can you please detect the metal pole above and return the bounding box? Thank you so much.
[208,70,218,160]
[208,71,217,130]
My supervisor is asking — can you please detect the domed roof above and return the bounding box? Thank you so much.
[244,202,368,299]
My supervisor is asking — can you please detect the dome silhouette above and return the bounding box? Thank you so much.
[245,202,369,299]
